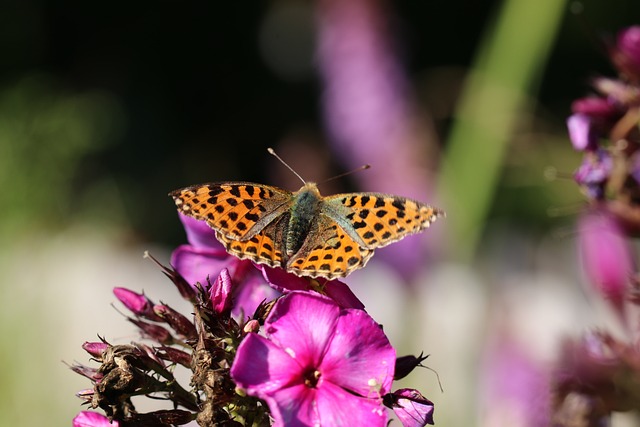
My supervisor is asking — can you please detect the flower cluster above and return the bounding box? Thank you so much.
[553,26,640,425]
[71,213,435,426]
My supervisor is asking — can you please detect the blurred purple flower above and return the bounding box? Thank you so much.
[573,149,613,199]
[481,338,550,427]
[73,411,118,427]
[230,291,395,427]
[171,213,279,318]
[611,26,640,81]
[567,113,599,151]
[578,212,634,317]
[260,265,365,309]
[629,151,640,185]
[316,0,440,280]
[385,388,435,427]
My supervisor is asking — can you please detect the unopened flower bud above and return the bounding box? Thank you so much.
[82,341,108,359]
[154,304,197,340]
[129,318,174,345]
[384,388,435,426]
[157,346,192,368]
[243,319,260,334]
[210,268,233,314]
[394,352,429,380]
[113,287,163,321]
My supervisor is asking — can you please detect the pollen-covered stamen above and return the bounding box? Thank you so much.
[303,367,322,388]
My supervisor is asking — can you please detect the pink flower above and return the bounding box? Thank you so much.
[260,265,365,309]
[230,291,396,427]
[385,388,435,427]
[72,411,118,427]
[578,211,634,318]
[171,213,280,317]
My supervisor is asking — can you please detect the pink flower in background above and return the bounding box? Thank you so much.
[578,211,634,317]
[316,0,440,280]
[573,149,613,200]
[567,113,599,151]
[231,291,395,426]
[611,25,640,81]
[481,337,550,427]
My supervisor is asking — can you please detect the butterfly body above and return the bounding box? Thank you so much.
[170,181,442,279]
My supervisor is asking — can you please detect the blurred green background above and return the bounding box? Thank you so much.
[1,0,640,425]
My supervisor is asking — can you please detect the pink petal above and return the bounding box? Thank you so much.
[266,385,320,427]
[265,292,341,368]
[230,333,303,395]
[178,213,224,249]
[567,113,597,151]
[170,244,230,287]
[323,279,366,310]
[321,308,396,396]
[72,411,119,427]
[261,265,311,292]
[232,267,281,318]
[315,380,388,427]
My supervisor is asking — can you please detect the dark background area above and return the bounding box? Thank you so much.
[1,0,639,243]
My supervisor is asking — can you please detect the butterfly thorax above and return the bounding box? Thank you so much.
[286,183,322,257]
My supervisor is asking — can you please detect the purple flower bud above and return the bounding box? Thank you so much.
[156,346,192,368]
[154,304,197,340]
[571,96,620,118]
[113,287,163,322]
[75,389,95,403]
[210,268,233,314]
[129,318,174,345]
[384,388,434,427]
[573,149,613,199]
[82,341,108,359]
[567,113,599,151]
[612,26,640,81]
[72,411,119,427]
[69,363,101,381]
[578,211,634,316]
[243,319,260,334]
[394,352,429,380]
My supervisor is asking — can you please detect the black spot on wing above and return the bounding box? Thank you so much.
[230,186,241,198]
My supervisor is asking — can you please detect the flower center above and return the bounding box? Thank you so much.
[303,367,321,388]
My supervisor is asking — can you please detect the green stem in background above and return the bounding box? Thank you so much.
[437,0,567,261]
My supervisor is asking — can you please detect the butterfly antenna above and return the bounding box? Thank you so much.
[319,164,371,185]
[267,147,306,185]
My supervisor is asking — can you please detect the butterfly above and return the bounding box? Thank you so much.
[170,179,443,280]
